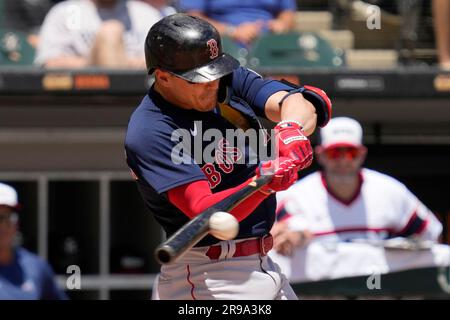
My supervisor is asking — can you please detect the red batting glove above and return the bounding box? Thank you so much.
[256,157,299,194]
[274,120,313,170]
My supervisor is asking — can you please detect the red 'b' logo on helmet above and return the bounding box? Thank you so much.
[207,39,219,59]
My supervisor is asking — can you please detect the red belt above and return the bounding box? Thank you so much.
[205,234,273,260]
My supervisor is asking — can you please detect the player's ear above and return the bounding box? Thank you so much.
[155,69,171,87]
[358,146,368,163]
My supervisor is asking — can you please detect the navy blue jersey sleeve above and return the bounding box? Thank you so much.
[230,67,294,118]
[125,114,206,194]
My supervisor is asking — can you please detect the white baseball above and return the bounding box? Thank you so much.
[209,211,239,240]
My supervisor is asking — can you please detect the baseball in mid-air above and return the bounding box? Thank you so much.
[209,211,239,240]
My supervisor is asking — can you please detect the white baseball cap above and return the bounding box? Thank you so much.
[0,182,19,208]
[320,117,363,149]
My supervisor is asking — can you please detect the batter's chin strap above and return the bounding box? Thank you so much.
[279,79,332,128]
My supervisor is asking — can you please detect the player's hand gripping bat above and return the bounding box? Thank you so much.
[155,174,273,265]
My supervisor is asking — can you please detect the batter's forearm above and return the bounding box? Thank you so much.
[229,189,268,221]
[265,91,317,136]
[167,177,269,222]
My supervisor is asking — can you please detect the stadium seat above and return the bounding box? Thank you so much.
[0,28,35,65]
[247,32,345,69]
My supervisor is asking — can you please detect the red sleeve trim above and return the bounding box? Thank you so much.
[393,209,428,237]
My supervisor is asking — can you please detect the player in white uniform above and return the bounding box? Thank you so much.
[272,117,442,256]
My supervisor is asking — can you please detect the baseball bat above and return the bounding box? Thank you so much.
[155,174,273,265]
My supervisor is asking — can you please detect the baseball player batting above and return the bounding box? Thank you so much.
[124,13,332,300]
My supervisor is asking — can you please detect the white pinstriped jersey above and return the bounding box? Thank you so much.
[277,169,442,242]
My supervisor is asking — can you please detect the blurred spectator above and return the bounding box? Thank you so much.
[140,0,177,16]
[34,0,163,69]
[272,117,443,256]
[432,0,450,70]
[179,0,297,46]
[1,0,53,48]
[0,182,67,300]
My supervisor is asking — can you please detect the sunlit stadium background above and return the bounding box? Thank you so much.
[0,0,449,299]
